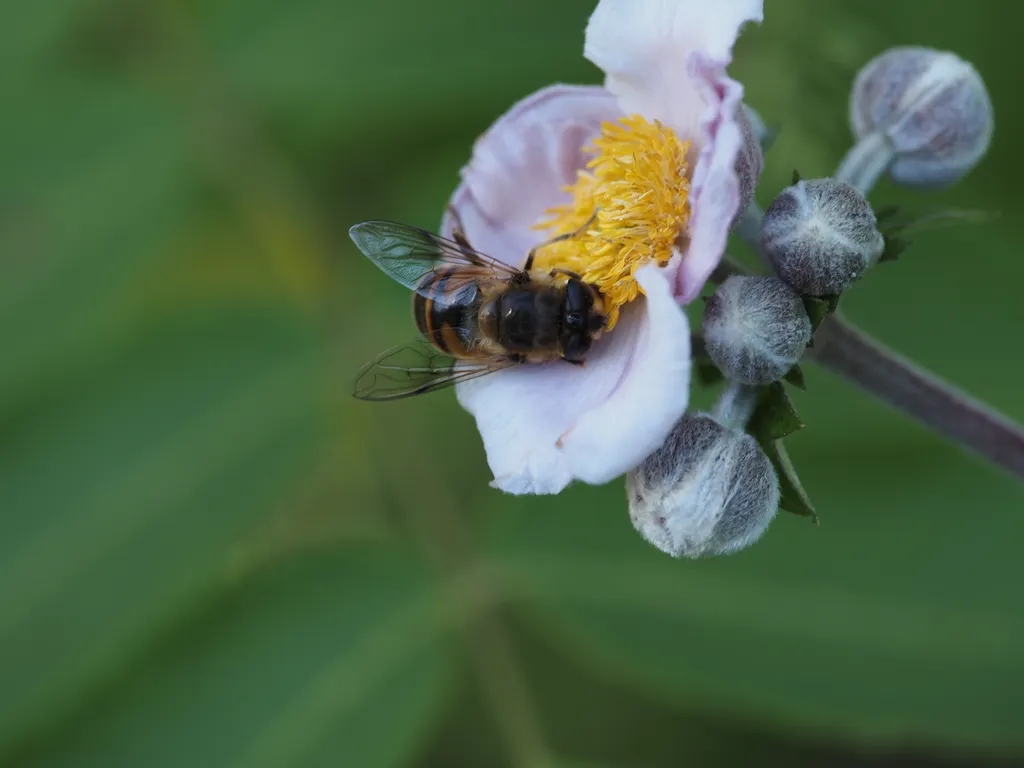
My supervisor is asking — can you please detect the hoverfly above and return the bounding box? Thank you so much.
[349,215,608,400]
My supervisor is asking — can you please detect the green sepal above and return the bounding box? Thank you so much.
[747,383,817,521]
[874,204,996,265]
[791,169,802,185]
[873,204,902,227]
[748,383,803,441]
[801,294,839,334]
[764,439,819,521]
[880,234,911,263]
[783,364,806,390]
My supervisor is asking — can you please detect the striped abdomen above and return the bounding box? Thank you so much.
[413,268,486,359]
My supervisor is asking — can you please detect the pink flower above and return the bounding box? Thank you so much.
[444,0,764,495]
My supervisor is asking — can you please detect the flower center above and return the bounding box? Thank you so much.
[532,115,692,329]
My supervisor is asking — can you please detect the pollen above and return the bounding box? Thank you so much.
[533,115,692,329]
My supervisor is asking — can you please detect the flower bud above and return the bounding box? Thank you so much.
[847,47,993,189]
[627,414,779,558]
[761,178,885,296]
[733,104,764,225]
[702,276,812,386]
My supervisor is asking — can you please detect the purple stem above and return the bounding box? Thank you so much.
[809,315,1024,478]
[711,255,1024,478]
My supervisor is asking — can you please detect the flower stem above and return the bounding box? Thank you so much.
[834,130,895,195]
[718,168,1024,479]
[710,244,1024,477]
[713,382,761,430]
[808,316,1024,478]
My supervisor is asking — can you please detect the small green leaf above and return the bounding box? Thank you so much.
[15,548,452,768]
[783,365,806,390]
[825,293,841,313]
[802,296,831,333]
[874,205,996,266]
[872,204,902,227]
[880,234,910,263]
[763,438,818,520]
[791,169,802,185]
[748,383,803,441]
[746,385,815,519]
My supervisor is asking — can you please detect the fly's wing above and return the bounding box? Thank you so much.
[349,220,523,294]
[353,333,516,401]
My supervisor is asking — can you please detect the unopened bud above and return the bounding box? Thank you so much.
[702,276,812,386]
[627,414,780,558]
[733,104,764,225]
[761,178,884,297]
[843,47,993,191]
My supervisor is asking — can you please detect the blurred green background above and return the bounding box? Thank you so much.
[3,1,1023,766]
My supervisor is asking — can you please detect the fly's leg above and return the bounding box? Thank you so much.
[549,267,583,280]
[524,210,598,275]
[446,205,473,251]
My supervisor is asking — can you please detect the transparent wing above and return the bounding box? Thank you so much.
[353,333,516,401]
[349,220,524,292]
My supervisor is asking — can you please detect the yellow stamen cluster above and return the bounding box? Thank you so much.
[533,115,692,329]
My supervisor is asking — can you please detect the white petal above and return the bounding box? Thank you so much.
[442,85,622,267]
[584,0,763,140]
[457,260,691,495]
[585,0,764,304]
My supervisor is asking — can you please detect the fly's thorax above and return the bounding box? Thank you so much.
[485,283,562,356]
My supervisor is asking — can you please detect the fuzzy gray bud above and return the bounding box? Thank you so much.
[761,178,884,296]
[732,104,764,225]
[847,47,993,189]
[627,414,780,558]
[702,276,812,386]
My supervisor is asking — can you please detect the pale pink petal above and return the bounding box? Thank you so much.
[676,54,751,302]
[456,260,691,495]
[441,85,622,265]
[584,0,763,303]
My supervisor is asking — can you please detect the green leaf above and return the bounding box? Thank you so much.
[801,295,840,344]
[747,383,803,441]
[874,205,998,265]
[196,0,599,153]
[10,548,452,768]
[744,385,815,519]
[872,204,902,227]
[484,434,1024,753]
[875,204,998,236]
[762,438,818,520]
[791,169,802,185]
[880,234,910,263]
[801,296,831,333]
[783,365,806,391]
[0,310,327,755]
